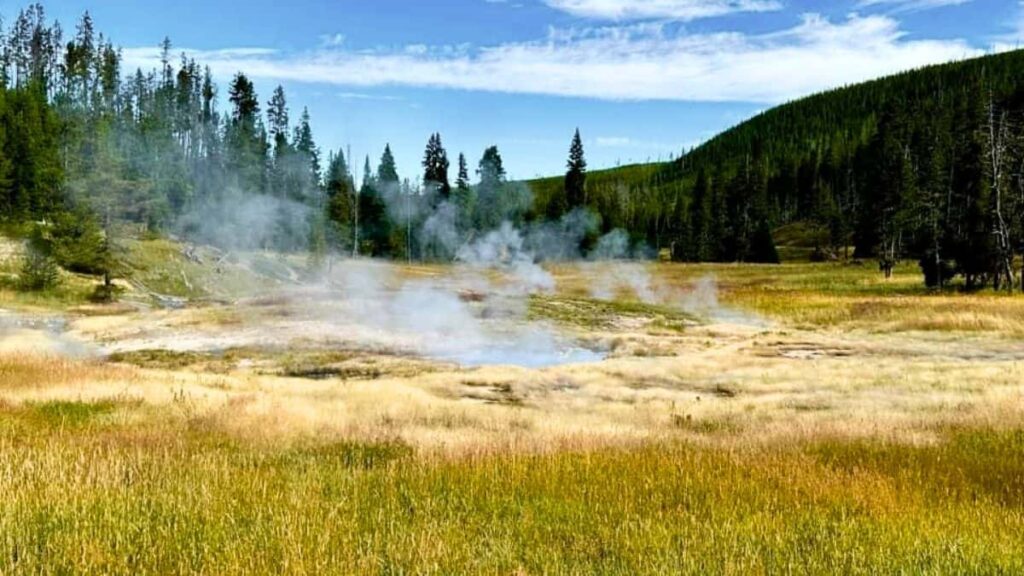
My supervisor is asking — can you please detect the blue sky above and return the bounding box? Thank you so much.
[24,0,1024,179]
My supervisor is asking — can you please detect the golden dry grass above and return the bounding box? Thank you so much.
[3,258,1024,572]
[0,397,1021,573]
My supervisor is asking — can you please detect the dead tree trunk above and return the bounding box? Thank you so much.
[988,97,1015,292]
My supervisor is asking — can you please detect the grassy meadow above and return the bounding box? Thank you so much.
[2,239,1024,573]
[0,401,1021,574]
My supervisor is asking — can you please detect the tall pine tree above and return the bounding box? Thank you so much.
[422,132,450,204]
[565,128,587,210]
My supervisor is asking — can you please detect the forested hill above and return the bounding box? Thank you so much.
[532,48,1024,289]
[3,2,1024,295]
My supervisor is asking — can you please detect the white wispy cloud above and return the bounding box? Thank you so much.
[593,136,695,151]
[337,92,405,101]
[122,13,983,104]
[857,0,973,12]
[319,33,346,47]
[542,0,781,21]
[594,136,633,146]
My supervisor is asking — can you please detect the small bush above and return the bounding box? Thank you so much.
[89,281,123,303]
[18,249,60,291]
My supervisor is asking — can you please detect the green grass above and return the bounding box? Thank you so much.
[529,294,697,331]
[118,238,285,301]
[22,399,121,428]
[6,237,1024,572]
[107,349,216,370]
[0,281,96,311]
[0,402,1020,574]
[119,238,225,299]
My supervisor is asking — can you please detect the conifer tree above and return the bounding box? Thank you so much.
[358,148,392,256]
[954,84,993,290]
[477,146,505,187]
[475,145,508,229]
[669,190,689,262]
[267,85,289,158]
[226,73,266,194]
[293,107,321,185]
[687,169,711,261]
[565,128,587,209]
[266,85,292,200]
[456,153,469,191]
[422,133,450,203]
[454,152,475,231]
[325,149,354,228]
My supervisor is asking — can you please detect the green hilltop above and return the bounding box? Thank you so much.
[531,49,1024,287]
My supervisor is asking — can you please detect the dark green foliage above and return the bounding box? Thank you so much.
[325,149,355,248]
[228,73,259,126]
[33,209,110,276]
[529,49,1024,288]
[0,86,64,220]
[687,169,711,261]
[358,152,392,257]
[475,145,516,229]
[565,128,587,210]
[293,108,321,187]
[0,6,337,266]
[454,152,475,231]
[88,279,122,303]
[5,3,1024,287]
[225,73,269,196]
[478,145,505,186]
[667,189,688,262]
[746,220,780,264]
[422,133,450,203]
[18,248,59,291]
[377,144,399,184]
[919,252,957,289]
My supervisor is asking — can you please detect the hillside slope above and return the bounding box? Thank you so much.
[530,49,1024,280]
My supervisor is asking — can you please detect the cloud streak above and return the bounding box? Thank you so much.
[857,0,973,13]
[541,0,781,21]
[122,13,983,104]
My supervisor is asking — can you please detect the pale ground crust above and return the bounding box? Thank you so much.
[3,262,1022,456]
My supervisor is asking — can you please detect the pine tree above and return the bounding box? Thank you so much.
[266,85,292,200]
[293,108,321,185]
[266,85,289,158]
[565,128,587,209]
[456,153,469,191]
[226,73,266,194]
[377,144,398,184]
[228,73,259,125]
[476,146,507,229]
[325,150,353,226]
[422,133,450,203]
[454,152,475,231]
[669,190,688,262]
[954,83,994,290]
[477,146,505,187]
[687,169,711,261]
[746,220,780,264]
[358,148,393,257]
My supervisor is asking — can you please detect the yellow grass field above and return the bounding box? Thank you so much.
[2,253,1023,573]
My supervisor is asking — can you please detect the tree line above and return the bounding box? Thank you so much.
[0,5,634,276]
[532,49,1024,289]
[4,4,1024,292]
